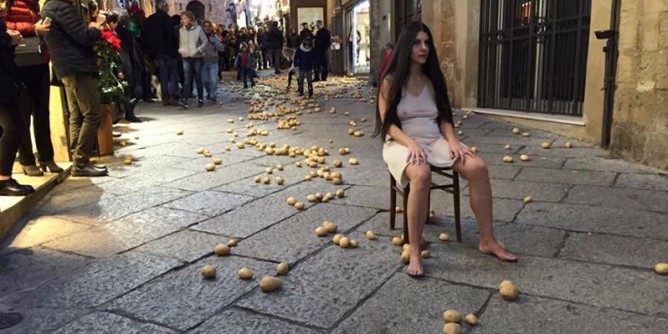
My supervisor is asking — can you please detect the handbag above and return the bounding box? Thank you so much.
[14,36,46,67]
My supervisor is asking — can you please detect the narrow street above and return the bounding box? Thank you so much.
[1,73,667,333]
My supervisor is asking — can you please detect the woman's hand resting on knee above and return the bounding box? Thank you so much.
[406,141,428,165]
[449,141,474,164]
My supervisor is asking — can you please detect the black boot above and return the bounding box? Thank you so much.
[72,162,108,177]
[41,161,64,173]
[0,179,35,196]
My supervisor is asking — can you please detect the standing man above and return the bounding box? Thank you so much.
[267,21,283,74]
[143,0,180,106]
[40,0,108,177]
[200,20,224,104]
[313,19,330,82]
[298,22,313,44]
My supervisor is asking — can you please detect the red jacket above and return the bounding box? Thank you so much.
[379,49,393,81]
[5,0,39,37]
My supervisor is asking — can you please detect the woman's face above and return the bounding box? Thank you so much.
[410,31,430,65]
[181,15,191,27]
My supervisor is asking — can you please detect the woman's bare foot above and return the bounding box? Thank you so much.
[406,251,424,277]
[479,241,517,262]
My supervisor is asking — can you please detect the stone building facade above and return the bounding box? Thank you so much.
[410,0,667,170]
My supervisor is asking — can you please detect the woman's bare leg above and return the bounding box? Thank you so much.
[452,156,517,262]
[404,163,431,276]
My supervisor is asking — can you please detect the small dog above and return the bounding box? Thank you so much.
[150,75,162,102]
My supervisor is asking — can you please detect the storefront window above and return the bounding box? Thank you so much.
[346,0,370,74]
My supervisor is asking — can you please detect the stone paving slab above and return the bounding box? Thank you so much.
[516,202,668,240]
[426,245,668,316]
[486,164,522,180]
[491,223,566,258]
[192,182,344,238]
[469,294,668,334]
[191,307,322,334]
[236,236,402,328]
[559,232,668,268]
[133,229,225,263]
[614,172,668,190]
[515,167,617,186]
[162,163,263,191]
[335,185,389,210]
[331,273,490,334]
[564,185,668,213]
[563,156,658,173]
[34,186,113,216]
[51,311,176,334]
[428,191,525,223]
[1,216,90,252]
[162,191,254,217]
[169,153,258,172]
[213,174,297,198]
[233,204,378,264]
[107,255,276,331]
[85,169,197,195]
[0,308,87,334]
[13,252,181,309]
[43,207,208,258]
[463,179,569,202]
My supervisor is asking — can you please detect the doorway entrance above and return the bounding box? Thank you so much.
[186,1,205,22]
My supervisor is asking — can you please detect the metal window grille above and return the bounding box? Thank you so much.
[478,0,592,116]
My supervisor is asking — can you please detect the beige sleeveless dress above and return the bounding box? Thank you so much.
[382,81,456,188]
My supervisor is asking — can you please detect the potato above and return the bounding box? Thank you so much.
[265,167,273,174]
[655,263,668,275]
[498,280,514,289]
[227,239,237,247]
[333,234,344,245]
[275,176,285,185]
[443,309,461,323]
[400,250,410,263]
[464,314,477,326]
[201,265,216,279]
[324,221,338,233]
[395,206,404,214]
[238,267,254,280]
[350,239,358,248]
[254,176,261,183]
[213,158,223,165]
[287,197,297,205]
[348,158,359,165]
[523,196,533,204]
[499,282,519,300]
[392,236,404,246]
[259,276,282,292]
[277,262,289,275]
[176,130,184,135]
[366,230,377,240]
[120,141,127,147]
[276,163,284,171]
[443,323,461,334]
[307,194,318,202]
[421,250,431,258]
[520,154,530,161]
[196,147,205,154]
[336,189,345,198]
[339,237,351,248]
[205,163,216,172]
[522,132,530,137]
[214,244,230,256]
[262,176,270,184]
[315,193,324,200]
[403,244,411,252]
[315,226,327,237]
[512,127,520,134]
[332,178,342,185]
[305,174,313,181]
[124,159,132,165]
[564,141,573,148]
[541,142,551,149]
[502,155,514,163]
[294,161,302,167]
[329,138,334,143]
[470,146,478,153]
[504,144,512,150]
[330,171,342,179]
[439,233,451,242]
[203,151,212,158]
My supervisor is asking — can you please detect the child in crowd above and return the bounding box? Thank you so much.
[293,37,315,97]
[282,47,296,92]
[235,42,257,88]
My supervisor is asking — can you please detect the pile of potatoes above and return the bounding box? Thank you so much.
[441,309,478,334]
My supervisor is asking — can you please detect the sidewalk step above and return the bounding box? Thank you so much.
[0,163,71,242]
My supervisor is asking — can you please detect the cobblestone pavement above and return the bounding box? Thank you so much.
[1,73,667,333]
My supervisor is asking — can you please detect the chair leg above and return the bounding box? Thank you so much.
[403,184,410,242]
[453,171,462,243]
[390,176,397,230]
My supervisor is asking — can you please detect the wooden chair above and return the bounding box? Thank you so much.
[389,165,462,243]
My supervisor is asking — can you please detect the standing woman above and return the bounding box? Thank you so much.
[0,6,34,195]
[374,22,516,277]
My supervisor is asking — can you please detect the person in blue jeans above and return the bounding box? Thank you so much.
[200,20,224,103]
[177,10,206,108]
[293,37,316,97]
[235,42,257,89]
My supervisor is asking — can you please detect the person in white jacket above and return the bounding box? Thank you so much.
[178,11,206,108]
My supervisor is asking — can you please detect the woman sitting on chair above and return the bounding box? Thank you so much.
[374,22,517,277]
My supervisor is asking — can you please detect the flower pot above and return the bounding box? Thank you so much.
[97,103,114,156]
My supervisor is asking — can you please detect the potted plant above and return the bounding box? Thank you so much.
[94,29,125,155]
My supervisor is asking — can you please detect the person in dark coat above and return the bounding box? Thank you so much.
[293,37,316,98]
[286,27,299,49]
[40,0,108,177]
[256,27,269,69]
[298,22,313,45]
[107,13,141,122]
[0,13,35,195]
[142,0,180,106]
[313,19,330,82]
[267,21,283,74]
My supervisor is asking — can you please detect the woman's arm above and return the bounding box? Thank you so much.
[440,119,472,163]
[379,78,428,165]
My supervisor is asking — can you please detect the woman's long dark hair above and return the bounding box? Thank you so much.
[373,22,454,140]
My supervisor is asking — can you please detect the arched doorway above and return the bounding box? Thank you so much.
[186,1,205,22]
